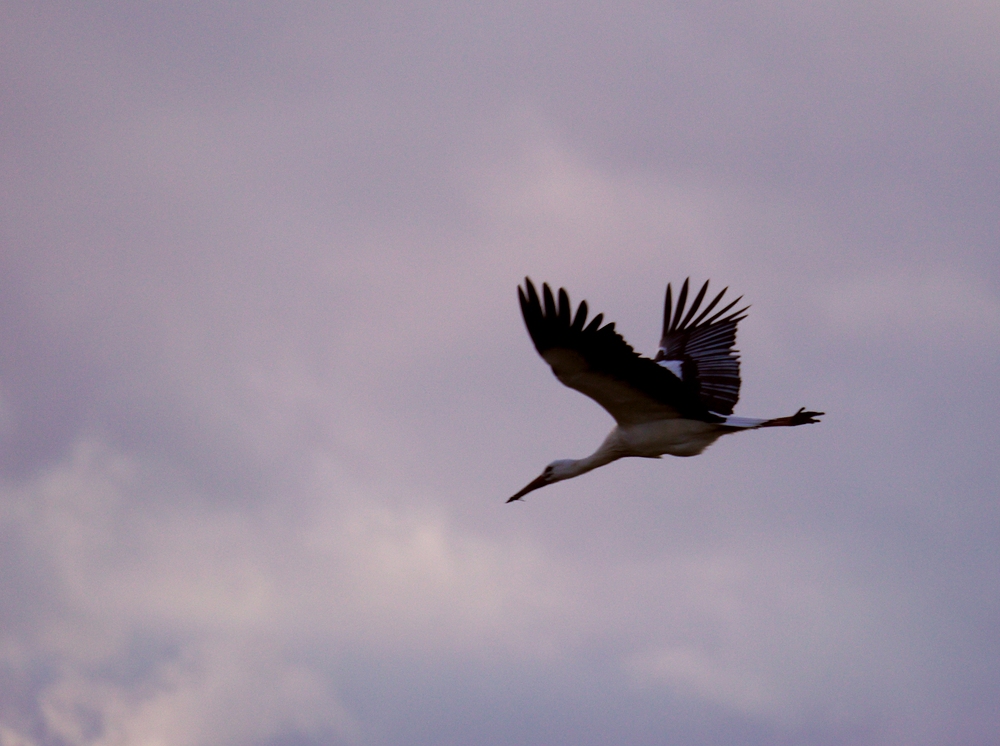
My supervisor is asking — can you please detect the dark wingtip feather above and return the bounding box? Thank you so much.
[670,278,690,332]
[558,288,571,324]
[572,299,589,331]
[678,280,710,330]
[690,286,728,327]
[662,283,673,336]
[704,295,744,325]
[542,283,556,318]
[524,277,540,308]
[584,312,604,332]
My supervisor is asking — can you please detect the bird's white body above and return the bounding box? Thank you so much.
[632,418,754,456]
[606,419,725,458]
[550,416,767,482]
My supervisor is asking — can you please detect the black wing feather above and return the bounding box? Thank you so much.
[518,278,720,425]
[655,279,748,416]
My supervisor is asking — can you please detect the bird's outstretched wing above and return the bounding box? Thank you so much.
[518,278,721,426]
[655,279,748,416]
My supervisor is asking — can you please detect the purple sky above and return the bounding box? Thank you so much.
[2,2,999,744]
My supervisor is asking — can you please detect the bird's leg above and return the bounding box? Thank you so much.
[757,407,824,427]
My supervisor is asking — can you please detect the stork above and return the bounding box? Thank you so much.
[507,278,823,502]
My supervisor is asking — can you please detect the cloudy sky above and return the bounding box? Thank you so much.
[2,2,999,744]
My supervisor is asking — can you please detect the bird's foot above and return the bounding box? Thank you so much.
[788,407,824,425]
[759,407,824,427]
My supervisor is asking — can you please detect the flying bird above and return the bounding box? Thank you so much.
[508,278,823,502]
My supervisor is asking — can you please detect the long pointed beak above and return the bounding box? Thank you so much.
[507,472,550,503]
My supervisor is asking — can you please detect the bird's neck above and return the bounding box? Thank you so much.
[567,431,625,478]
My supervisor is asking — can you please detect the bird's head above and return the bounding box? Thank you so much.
[506,459,577,503]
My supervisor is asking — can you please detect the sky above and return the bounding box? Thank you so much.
[1,2,999,744]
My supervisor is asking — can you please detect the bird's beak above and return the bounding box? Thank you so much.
[506,472,550,503]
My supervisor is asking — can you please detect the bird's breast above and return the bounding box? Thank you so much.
[615,419,724,458]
